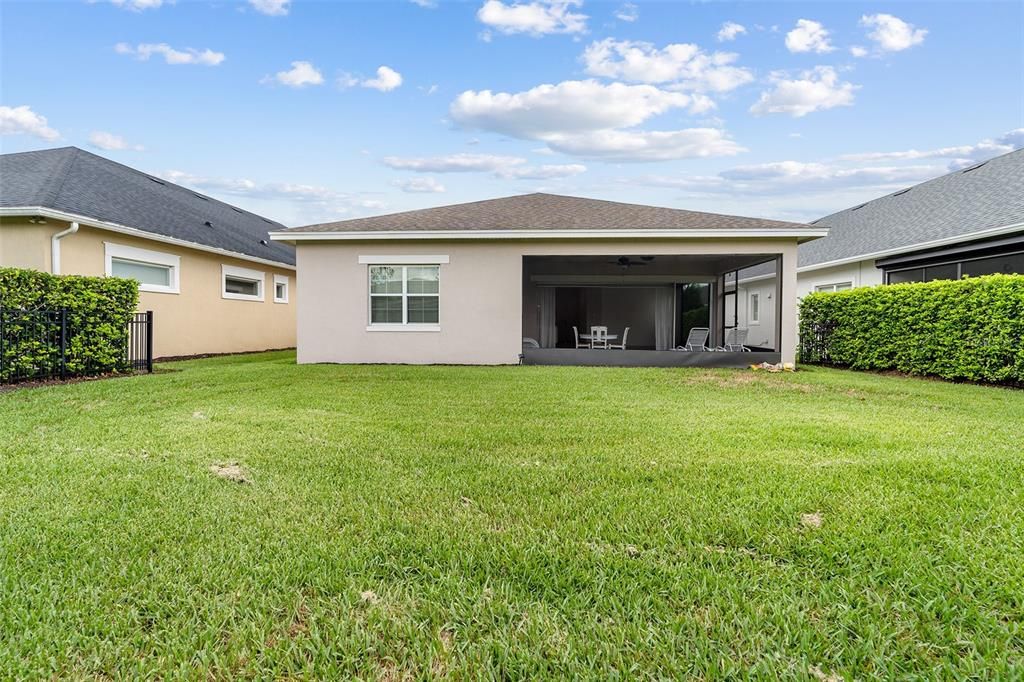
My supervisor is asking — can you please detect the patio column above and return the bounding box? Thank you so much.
[779,244,799,365]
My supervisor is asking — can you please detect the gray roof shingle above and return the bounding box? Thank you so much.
[801,148,1024,268]
[283,192,816,234]
[0,147,295,266]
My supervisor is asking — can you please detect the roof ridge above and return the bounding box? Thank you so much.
[37,147,79,207]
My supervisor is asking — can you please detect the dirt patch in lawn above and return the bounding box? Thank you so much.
[209,462,248,483]
[800,512,823,530]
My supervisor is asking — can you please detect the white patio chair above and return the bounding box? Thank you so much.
[608,327,630,350]
[590,325,609,349]
[677,327,711,351]
[721,328,750,352]
[522,337,540,348]
[572,326,589,349]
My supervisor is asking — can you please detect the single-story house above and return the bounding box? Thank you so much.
[0,147,296,358]
[731,147,1023,340]
[270,193,826,366]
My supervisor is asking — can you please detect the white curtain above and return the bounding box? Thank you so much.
[539,287,557,348]
[654,286,675,351]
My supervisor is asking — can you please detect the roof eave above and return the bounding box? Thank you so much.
[270,227,828,243]
[1,206,296,270]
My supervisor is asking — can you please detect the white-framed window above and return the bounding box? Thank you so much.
[222,264,265,301]
[814,282,853,293]
[367,264,441,330]
[104,242,180,294]
[749,292,760,325]
[273,274,289,304]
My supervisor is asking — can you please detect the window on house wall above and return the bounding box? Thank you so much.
[814,282,853,293]
[749,292,760,324]
[369,265,440,326]
[273,274,289,303]
[222,264,265,301]
[104,242,180,294]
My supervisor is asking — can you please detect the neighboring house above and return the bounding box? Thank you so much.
[271,193,826,366]
[735,148,1024,338]
[0,147,296,358]
[799,147,1024,294]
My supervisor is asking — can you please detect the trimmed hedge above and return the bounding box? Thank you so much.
[799,274,1024,384]
[0,267,139,382]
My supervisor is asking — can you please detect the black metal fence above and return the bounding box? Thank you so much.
[798,319,838,365]
[0,308,153,384]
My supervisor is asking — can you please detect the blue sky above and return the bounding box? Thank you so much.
[1,0,1022,225]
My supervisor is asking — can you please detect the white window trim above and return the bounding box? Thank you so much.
[814,282,854,293]
[222,264,265,302]
[367,263,441,330]
[273,274,289,304]
[749,292,760,325]
[104,242,180,294]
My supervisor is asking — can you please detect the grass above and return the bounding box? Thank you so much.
[1,351,1022,679]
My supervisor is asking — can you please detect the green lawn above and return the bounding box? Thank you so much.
[1,352,1022,679]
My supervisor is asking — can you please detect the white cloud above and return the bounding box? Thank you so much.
[452,80,707,138]
[0,105,60,141]
[717,22,747,42]
[784,19,834,53]
[420,84,439,95]
[860,13,927,52]
[394,177,446,193]
[249,0,289,16]
[106,0,165,11]
[383,153,527,173]
[383,153,587,179]
[114,42,225,66]
[849,46,868,58]
[498,163,587,179]
[88,131,144,151]
[362,66,403,92]
[750,66,857,117]
[263,60,323,87]
[477,0,587,37]
[581,39,753,92]
[410,0,437,6]
[451,79,745,161]
[340,66,404,92]
[158,169,385,222]
[615,3,638,22]
[839,129,1024,169]
[543,128,745,162]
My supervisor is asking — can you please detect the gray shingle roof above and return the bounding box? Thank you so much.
[801,148,1024,268]
[0,147,294,266]
[284,192,815,234]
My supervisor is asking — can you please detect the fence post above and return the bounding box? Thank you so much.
[59,308,68,380]
[145,310,154,373]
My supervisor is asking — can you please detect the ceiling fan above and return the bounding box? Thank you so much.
[608,256,655,269]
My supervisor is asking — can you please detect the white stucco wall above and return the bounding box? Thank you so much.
[294,237,802,365]
[796,259,883,297]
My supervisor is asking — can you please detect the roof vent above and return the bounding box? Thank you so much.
[961,161,988,173]
[148,176,166,185]
[204,220,213,228]
[851,203,867,211]
[231,207,243,214]
[892,188,912,197]
[259,239,268,246]
[261,218,274,225]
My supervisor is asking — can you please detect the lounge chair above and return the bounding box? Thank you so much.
[677,327,711,351]
[720,328,750,352]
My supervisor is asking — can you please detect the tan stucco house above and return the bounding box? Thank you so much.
[271,193,826,367]
[0,147,296,358]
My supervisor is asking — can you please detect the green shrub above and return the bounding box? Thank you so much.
[0,267,138,382]
[799,274,1024,384]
